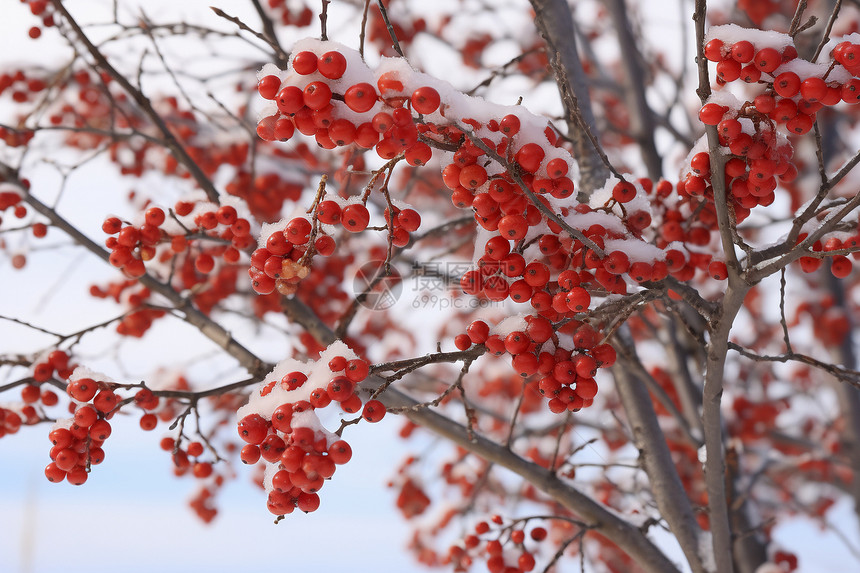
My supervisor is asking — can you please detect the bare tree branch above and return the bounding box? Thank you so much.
[51,0,221,203]
[529,0,610,193]
[603,0,662,180]
[612,328,709,573]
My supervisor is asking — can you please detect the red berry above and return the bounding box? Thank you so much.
[786,113,814,135]
[344,82,377,112]
[504,331,530,355]
[612,181,636,203]
[831,255,853,278]
[459,164,488,189]
[68,378,98,402]
[316,200,342,224]
[716,59,741,82]
[328,440,352,464]
[515,143,545,173]
[454,334,472,350]
[411,86,440,114]
[800,77,827,102]
[74,405,98,428]
[754,47,781,73]
[139,413,158,431]
[237,413,269,444]
[730,41,755,63]
[341,204,370,232]
[195,253,215,274]
[739,64,761,83]
[327,376,355,402]
[753,93,776,114]
[498,214,528,240]
[240,444,261,464]
[717,118,742,140]
[362,399,386,423]
[345,358,369,382]
[273,117,295,141]
[546,157,569,178]
[145,207,165,227]
[709,260,728,280]
[566,287,590,312]
[318,51,347,79]
[297,492,321,512]
[257,75,281,99]
[405,142,432,166]
[292,51,318,75]
[499,114,520,135]
[592,344,617,367]
[285,218,312,245]
[303,81,332,110]
[315,235,336,256]
[699,103,727,125]
[45,462,66,483]
[704,39,724,62]
[276,85,304,114]
[774,72,801,98]
[67,468,88,486]
[397,209,421,232]
[329,355,347,371]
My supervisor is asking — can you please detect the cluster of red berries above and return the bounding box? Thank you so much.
[262,0,313,27]
[253,42,678,416]
[8,351,67,428]
[0,179,50,270]
[250,191,423,295]
[159,436,217,481]
[102,202,252,279]
[248,212,335,296]
[31,349,73,382]
[392,477,431,518]
[0,407,23,439]
[0,186,28,226]
[255,44,681,296]
[18,382,59,418]
[701,29,860,278]
[256,47,442,165]
[698,37,806,217]
[383,205,422,247]
[44,372,124,486]
[19,0,55,40]
[793,232,860,277]
[1,352,63,437]
[447,516,549,573]
[249,197,422,295]
[224,168,303,223]
[89,279,166,337]
[772,549,799,572]
[47,375,165,486]
[0,68,46,104]
[237,350,384,516]
[793,291,853,346]
[456,319,614,413]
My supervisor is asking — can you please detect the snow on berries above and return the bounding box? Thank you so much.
[236,341,381,516]
[251,39,701,415]
[701,25,860,278]
[248,30,860,424]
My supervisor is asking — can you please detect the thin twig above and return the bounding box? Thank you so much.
[375,0,404,57]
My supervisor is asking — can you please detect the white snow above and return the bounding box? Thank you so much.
[754,564,784,573]
[489,313,529,336]
[705,25,795,52]
[236,339,358,421]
